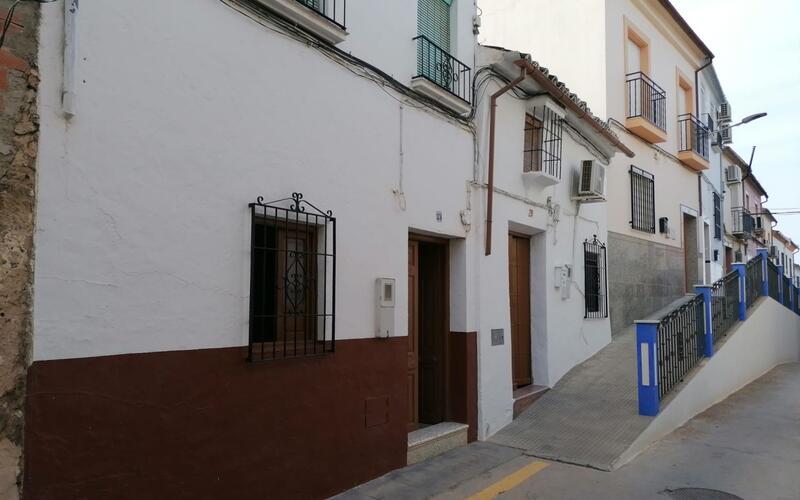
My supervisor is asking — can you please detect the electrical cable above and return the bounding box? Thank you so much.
[0,0,58,50]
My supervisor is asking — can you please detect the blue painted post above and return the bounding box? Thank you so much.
[636,320,660,416]
[694,286,714,357]
[777,265,784,303]
[732,263,747,321]
[757,248,769,296]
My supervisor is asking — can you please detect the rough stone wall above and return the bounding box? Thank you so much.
[607,231,686,334]
[0,1,39,498]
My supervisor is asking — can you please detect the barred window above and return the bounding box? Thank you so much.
[584,236,608,318]
[248,193,335,361]
[630,166,655,233]
[523,106,563,179]
[713,192,722,240]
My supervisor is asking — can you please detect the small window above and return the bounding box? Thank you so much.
[630,166,655,233]
[713,193,722,240]
[584,236,608,318]
[248,193,336,361]
[523,107,563,179]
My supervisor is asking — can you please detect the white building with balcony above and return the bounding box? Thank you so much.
[478,0,720,332]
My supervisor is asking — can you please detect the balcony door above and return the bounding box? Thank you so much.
[417,0,452,88]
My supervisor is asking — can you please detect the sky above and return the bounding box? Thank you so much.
[671,0,800,244]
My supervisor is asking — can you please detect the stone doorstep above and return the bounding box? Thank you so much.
[407,422,469,465]
[513,385,549,418]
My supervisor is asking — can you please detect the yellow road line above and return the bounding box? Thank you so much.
[466,461,550,500]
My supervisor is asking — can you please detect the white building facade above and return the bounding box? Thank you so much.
[478,0,720,333]
[470,47,630,437]
[29,0,480,497]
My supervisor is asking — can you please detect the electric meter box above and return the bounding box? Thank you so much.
[375,278,396,338]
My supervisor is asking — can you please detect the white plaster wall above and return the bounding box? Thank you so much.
[478,0,707,249]
[33,0,476,360]
[477,0,608,118]
[618,297,800,467]
[472,79,613,439]
[697,71,725,282]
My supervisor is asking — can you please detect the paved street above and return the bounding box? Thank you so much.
[337,363,800,500]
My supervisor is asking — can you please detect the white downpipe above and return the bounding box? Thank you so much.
[62,0,78,117]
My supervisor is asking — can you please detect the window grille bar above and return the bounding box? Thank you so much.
[630,166,655,233]
[584,236,608,318]
[247,193,335,362]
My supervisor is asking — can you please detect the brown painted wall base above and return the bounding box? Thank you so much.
[25,337,407,500]
[448,331,478,442]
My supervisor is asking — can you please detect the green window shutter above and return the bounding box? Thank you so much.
[417,0,452,88]
[417,0,451,51]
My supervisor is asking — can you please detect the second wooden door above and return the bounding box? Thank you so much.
[508,234,532,388]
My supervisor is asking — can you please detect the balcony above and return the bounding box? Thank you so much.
[677,113,710,171]
[732,207,755,239]
[625,72,667,143]
[411,35,472,115]
[254,0,347,44]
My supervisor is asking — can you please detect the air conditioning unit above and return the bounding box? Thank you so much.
[725,165,741,183]
[719,125,733,145]
[718,102,732,122]
[573,160,606,201]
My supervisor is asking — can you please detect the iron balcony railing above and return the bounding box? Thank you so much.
[413,35,472,104]
[783,275,792,308]
[626,71,667,131]
[767,259,780,302]
[678,113,710,160]
[731,206,755,238]
[656,294,705,398]
[745,254,763,309]
[710,271,740,344]
[295,0,346,30]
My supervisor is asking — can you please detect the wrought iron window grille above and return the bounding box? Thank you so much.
[630,166,656,233]
[584,235,608,319]
[524,107,563,179]
[713,193,722,240]
[248,192,336,362]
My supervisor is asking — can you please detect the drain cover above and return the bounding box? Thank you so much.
[664,488,743,500]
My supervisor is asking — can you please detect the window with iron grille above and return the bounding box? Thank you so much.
[248,193,336,362]
[584,236,608,318]
[713,192,722,240]
[523,106,563,179]
[630,166,655,233]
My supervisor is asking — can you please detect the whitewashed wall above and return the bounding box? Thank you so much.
[698,69,726,282]
[472,73,613,438]
[33,0,477,360]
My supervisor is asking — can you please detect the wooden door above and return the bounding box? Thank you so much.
[418,242,447,424]
[508,234,532,388]
[408,241,419,431]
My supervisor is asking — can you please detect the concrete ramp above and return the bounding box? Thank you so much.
[490,295,800,471]
[488,322,649,470]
